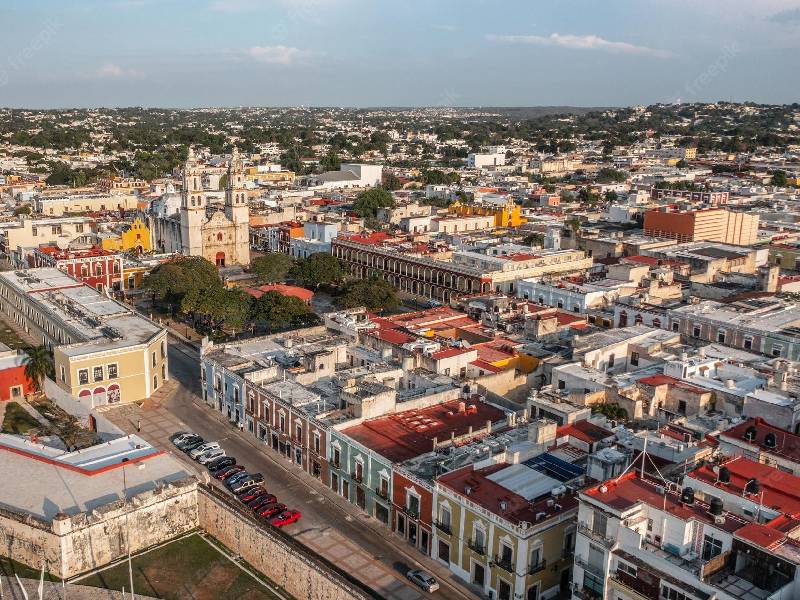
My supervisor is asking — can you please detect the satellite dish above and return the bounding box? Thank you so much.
[55,236,70,250]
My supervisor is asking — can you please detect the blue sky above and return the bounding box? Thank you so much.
[1,0,799,108]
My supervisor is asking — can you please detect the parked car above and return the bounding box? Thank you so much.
[216,465,245,481]
[197,448,226,464]
[171,432,195,445]
[231,475,264,494]
[176,436,204,451]
[256,503,286,519]
[207,456,236,472]
[406,570,439,593]
[245,492,274,508]
[190,442,221,459]
[250,494,278,511]
[225,471,252,487]
[269,509,301,527]
[238,487,268,503]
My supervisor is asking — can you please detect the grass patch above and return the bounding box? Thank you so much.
[0,323,27,350]
[79,533,286,600]
[0,555,58,582]
[2,402,40,434]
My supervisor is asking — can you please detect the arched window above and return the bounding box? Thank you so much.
[217,232,223,241]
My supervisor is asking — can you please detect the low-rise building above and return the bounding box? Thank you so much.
[29,245,124,293]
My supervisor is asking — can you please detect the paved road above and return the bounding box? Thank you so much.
[105,335,480,600]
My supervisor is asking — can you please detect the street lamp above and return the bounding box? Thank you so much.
[121,458,135,600]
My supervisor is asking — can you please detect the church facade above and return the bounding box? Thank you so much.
[150,148,250,267]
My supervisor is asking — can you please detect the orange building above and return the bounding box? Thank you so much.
[643,207,758,245]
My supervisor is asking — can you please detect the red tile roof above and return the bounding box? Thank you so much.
[430,347,474,360]
[245,284,314,302]
[342,399,507,463]
[369,328,416,345]
[637,374,708,394]
[720,417,800,463]
[557,420,614,444]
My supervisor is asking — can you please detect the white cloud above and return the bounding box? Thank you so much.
[485,32,672,58]
[93,63,144,79]
[246,45,312,65]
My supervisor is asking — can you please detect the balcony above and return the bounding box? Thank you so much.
[574,555,605,579]
[401,505,420,520]
[562,548,575,560]
[527,559,547,575]
[493,555,514,574]
[573,585,603,600]
[331,459,341,469]
[351,471,364,484]
[467,539,486,556]
[434,520,452,536]
[375,486,389,500]
[610,570,660,600]
[577,521,616,548]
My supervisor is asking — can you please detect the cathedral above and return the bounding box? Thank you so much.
[150,148,250,267]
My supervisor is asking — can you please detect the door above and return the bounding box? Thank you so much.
[356,486,366,510]
[472,563,485,586]
[498,580,511,600]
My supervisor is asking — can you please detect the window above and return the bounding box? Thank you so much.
[153,375,158,390]
[95,263,103,276]
[93,366,103,382]
[672,322,679,332]
[51,225,62,235]
[630,351,639,366]
[406,491,420,516]
[558,379,566,390]
[607,354,615,369]
[440,506,451,529]
[717,330,726,343]
[678,400,687,414]
[333,447,341,467]
[75,224,84,233]
[702,535,723,561]
[354,461,363,482]
[313,432,320,454]
[78,369,89,385]
[772,344,783,357]
[618,561,636,577]
[693,324,701,338]
[279,414,286,433]
[152,352,157,367]
[661,585,690,600]
[744,336,753,350]
[592,511,608,537]
[583,572,604,596]
[162,364,166,380]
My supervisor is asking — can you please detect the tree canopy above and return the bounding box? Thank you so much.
[337,276,398,312]
[251,254,295,284]
[180,286,251,332]
[142,256,222,305]
[352,187,395,218]
[290,253,345,288]
[23,345,53,391]
[248,291,319,331]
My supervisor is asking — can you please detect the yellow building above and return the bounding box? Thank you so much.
[432,425,578,600]
[101,217,152,253]
[245,167,295,184]
[0,268,168,405]
[448,198,527,228]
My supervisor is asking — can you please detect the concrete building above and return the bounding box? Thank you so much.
[150,148,250,267]
[33,192,139,216]
[29,244,124,293]
[643,207,759,245]
[0,215,97,267]
[431,214,495,235]
[0,268,168,405]
[468,149,507,169]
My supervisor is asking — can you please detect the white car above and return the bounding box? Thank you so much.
[189,441,221,459]
[197,448,226,465]
[406,570,439,593]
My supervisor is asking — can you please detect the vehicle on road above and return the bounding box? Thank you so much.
[250,494,278,511]
[215,465,244,480]
[256,503,286,519]
[207,456,236,472]
[175,436,204,451]
[171,432,195,445]
[197,448,226,464]
[406,570,439,593]
[269,509,301,527]
[231,474,264,494]
[245,492,274,508]
[238,487,268,503]
[224,470,252,487]
[189,441,221,459]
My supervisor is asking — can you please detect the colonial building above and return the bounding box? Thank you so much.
[150,148,250,267]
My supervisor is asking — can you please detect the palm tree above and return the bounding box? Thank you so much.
[23,345,54,392]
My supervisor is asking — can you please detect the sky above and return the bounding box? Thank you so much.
[1,0,799,108]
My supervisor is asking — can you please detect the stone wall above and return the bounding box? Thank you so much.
[0,477,199,579]
[197,485,380,600]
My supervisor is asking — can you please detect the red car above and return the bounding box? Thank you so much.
[256,503,286,519]
[269,509,301,527]
[215,465,245,481]
[239,487,267,503]
[250,494,278,512]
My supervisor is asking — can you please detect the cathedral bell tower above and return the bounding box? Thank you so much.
[225,147,250,266]
[180,147,205,256]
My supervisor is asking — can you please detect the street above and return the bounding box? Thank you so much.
[104,334,480,600]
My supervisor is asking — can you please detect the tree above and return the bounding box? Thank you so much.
[771,170,789,187]
[181,286,251,333]
[595,168,627,184]
[578,188,601,204]
[603,190,619,203]
[522,233,544,247]
[143,256,222,305]
[337,276,398,312]
[352,187,395,218]
[251,254,295,284]
[319,149,341,172]
[23,345,53,392]
[249,291,319,331]
[591,403,628,422]
[290,253,345,288]
[382,172,402,191]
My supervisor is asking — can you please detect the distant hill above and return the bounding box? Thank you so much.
[463,106,616,119]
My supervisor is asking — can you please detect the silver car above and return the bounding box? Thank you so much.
[197,448,226,464]
[406,569,439,593]
[189,441,221,459]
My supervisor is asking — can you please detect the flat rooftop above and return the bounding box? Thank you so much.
[0,434,191,520]
[342,399,507,463]
[0,268,164,355]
